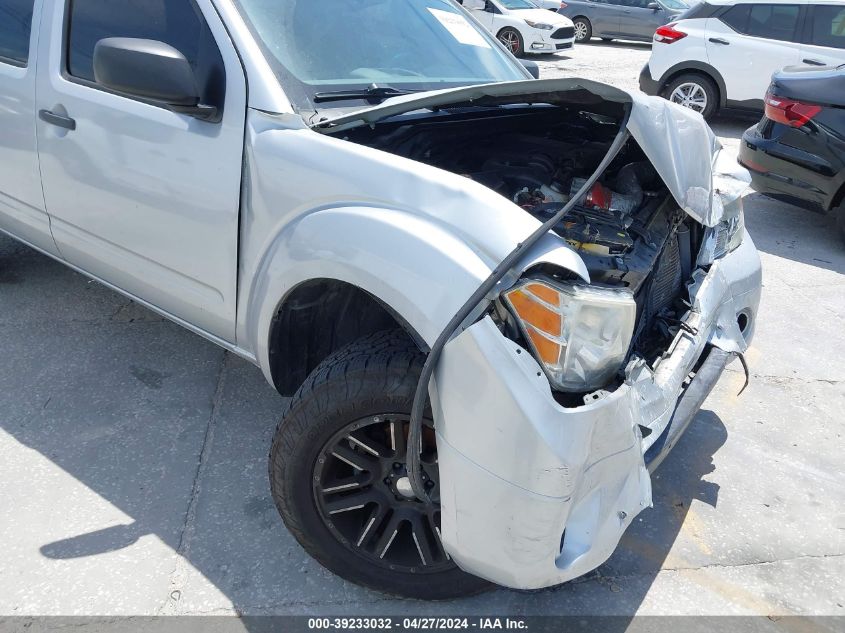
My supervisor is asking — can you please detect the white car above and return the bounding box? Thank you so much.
[532,0,566,10]
[640,0,845,119]
[461,0,576,55]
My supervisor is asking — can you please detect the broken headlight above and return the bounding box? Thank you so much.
[503,280,636,392]
[702,205,745,264]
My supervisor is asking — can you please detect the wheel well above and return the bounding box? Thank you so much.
[663,67,724,108]
[268,279,423,396]
[829,180,845,211]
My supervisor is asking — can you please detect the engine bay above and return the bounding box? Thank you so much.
[337,104,704,363]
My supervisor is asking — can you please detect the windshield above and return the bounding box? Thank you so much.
[498,0,539,9]
[232,0,528,112]
[659,0,689,11]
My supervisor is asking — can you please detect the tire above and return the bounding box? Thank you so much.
[663,73,719,120]
[497,27,524,56]
[268,330,492,600]
[573,17,592,42]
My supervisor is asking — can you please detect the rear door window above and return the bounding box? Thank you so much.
[720,3,801,42]
[808,4,845,49]
[0,0,34,66]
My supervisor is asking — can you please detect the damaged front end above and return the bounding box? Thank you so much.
[317,79,762,589]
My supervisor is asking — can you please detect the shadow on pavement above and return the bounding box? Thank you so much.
[581,39,652,50]
[0,234,734,617]
[744,193,845,275]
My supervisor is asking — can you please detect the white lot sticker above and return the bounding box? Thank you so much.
[428,8,492,48]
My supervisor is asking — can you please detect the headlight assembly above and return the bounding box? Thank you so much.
[524,20,554,30]
[503,279,636,392]
[700,203,745,264]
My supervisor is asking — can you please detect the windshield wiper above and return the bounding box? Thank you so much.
[313,84,419,104]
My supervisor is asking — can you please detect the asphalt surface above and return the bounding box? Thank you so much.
[1,41,844,619]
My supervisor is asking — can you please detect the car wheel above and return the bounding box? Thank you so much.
[664,73,719,119]
[573,17,592,42]
[497,27,524,56]
[268,330,492,599]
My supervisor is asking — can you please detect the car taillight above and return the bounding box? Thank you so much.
[764,91,822,128]
[559,1,568,7]
[654,23,687,43]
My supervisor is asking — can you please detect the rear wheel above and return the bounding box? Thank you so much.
[664,73,719,120]
[573,17,592,42]
[268,330,492,599]
[497,27,524,56]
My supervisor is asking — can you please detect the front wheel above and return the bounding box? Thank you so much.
[497,27,525,56]
[573,17,592,42]
[664,73,719,120]
[268,330,492,599]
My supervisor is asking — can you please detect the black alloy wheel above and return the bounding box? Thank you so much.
[312,414,451,573]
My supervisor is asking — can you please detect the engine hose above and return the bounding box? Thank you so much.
[405,106,633,504]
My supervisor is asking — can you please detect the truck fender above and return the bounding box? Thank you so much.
[243,205,589,385]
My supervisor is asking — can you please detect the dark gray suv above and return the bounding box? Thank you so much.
[559,0,689,43]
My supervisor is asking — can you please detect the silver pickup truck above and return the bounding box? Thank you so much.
[0,0,761,599]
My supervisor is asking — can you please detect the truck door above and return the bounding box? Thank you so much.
[34,0,246,341]
[0,0,61,257]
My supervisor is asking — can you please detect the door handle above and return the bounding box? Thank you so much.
[803,58,826,66]
[708,37,730,45]
[39,109,76,131]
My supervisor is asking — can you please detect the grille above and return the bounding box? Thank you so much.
[551,26,575,39]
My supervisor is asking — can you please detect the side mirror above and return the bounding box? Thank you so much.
[521,59,541,79]
[93,38,218,121]
[647,2,660,9]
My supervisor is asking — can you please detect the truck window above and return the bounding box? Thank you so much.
[65,0,225,108]
[809,5,845,49]
[0,0,34,66]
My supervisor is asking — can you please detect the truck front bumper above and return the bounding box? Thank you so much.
[431,233,762,590]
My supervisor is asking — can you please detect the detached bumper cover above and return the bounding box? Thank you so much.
[431,234,762,590]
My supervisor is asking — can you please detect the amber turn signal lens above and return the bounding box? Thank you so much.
[504,282,565,366]
[506,288,561,334]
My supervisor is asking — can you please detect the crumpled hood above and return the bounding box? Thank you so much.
[313,78,748,227]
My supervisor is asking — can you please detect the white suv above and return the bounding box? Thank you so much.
[640,0,845,119]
